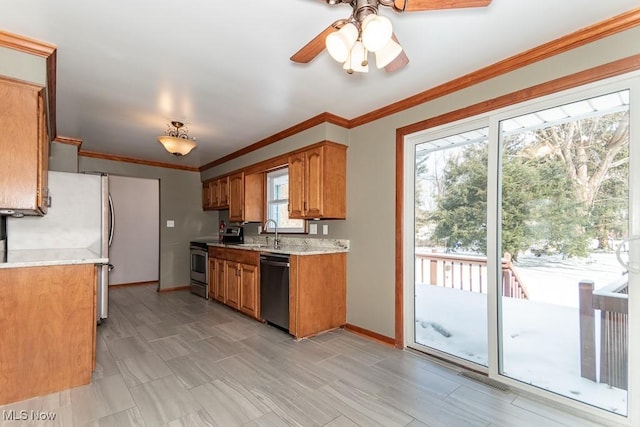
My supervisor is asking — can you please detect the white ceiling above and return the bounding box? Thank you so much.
[2,0,638,169]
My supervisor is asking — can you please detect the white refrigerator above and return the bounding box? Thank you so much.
[7,171,113,320]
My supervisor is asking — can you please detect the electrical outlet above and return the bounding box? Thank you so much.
[322,224,329,235]
[167,220,175,228]
[309,224,318,235]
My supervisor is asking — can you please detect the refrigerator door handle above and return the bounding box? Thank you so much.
[108,194,115,248]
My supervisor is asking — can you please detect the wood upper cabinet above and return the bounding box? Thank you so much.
[219,176,229,207]
[228,172,244,222]
[202,176,229,210]
[0,76,49,216]
[227,172,263,223]
[202,181,213,209]
[288,142,346,219]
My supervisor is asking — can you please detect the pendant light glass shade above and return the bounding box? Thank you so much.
[326,23,358,63]
[157,136,197,156]
[157,121,197,156]
[361,14,393,52]
[375,38,403,68]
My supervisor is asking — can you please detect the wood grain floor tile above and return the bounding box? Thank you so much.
[0,285,620,427]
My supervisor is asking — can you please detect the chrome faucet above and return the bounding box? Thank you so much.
[264,219,280,249]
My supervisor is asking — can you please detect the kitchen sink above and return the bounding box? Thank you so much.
[233,243,270,248]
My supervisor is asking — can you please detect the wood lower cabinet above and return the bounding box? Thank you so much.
[0,76,49,216]
[225,261,241,309]
[0,263,97,405]
[238,263,259,318]
[289,253,347,339]
[208,247,260,319]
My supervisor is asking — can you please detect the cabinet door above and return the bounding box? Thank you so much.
[210,179,220,207]
[303,147,324,218]
[37,94,49,215]
[0,77,44,214]
[239,263,259,318]
[225,261,240,309]
[214,258,226,302]
[228,173,244,222]
[288,152,305,219]
[219,177,229,207]
[208,258,216,299]
[202,182,212,209]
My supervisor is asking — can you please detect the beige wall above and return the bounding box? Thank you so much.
[79,157,218,289]
[49,142,79,173]
[202,26,640,339]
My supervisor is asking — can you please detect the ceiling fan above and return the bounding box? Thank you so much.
[291,0,492,74]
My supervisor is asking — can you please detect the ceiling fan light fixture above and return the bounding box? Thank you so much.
[325,22,358,62]
[375,37,403,68]
[157,121,197,156]
[361,14,393,52]
[343,41,369,74]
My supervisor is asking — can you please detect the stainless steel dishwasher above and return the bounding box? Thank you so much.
[260,253,290,331]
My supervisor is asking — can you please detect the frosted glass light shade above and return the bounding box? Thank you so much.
[343,41,369,74]
[326,23,358,63]
[157,136,197,156]
[375,38,402,68]
[361,14,392,52]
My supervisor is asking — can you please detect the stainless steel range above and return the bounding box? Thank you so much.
[189,241,209,298]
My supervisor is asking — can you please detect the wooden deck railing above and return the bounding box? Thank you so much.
[579,276,628,390]
[415,251,529,299]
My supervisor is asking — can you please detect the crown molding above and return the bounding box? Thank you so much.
[53,136,83,147]
[199,112,349,171]
[0,30,57,140]
[79,150,200,172]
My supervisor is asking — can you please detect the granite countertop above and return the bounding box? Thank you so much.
[0,248,108,269]
[206,242,349,255]
[193,236,349,256]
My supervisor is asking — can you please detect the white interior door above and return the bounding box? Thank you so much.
[109,175,159,286]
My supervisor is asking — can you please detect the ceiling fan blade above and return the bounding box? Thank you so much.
[290,25,338,63]
[394,0,491,12]
[384,34,409,73]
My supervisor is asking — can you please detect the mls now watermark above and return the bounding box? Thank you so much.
[3,410,57,422]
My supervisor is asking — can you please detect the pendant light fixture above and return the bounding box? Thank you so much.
[157,121,197,156]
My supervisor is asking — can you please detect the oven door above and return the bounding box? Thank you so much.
[190,246,208,284]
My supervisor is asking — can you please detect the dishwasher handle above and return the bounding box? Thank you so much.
[260,254,290,268]
[260,259,290,268]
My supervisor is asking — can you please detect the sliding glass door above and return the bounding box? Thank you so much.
[405,76,639,423]
[412,128,489,367]
[498,90,631,415]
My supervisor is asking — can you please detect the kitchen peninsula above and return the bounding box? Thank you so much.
[0,251,106,405]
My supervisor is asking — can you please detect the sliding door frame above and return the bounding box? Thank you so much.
[396,60,640,425]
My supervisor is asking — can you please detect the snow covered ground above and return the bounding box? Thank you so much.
[414,252,628,416]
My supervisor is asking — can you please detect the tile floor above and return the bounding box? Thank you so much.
[0,284,624,426]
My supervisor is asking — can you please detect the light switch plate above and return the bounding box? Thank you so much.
[167,220,175,228]
[322,224,329,235]
[309,224,318,235]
